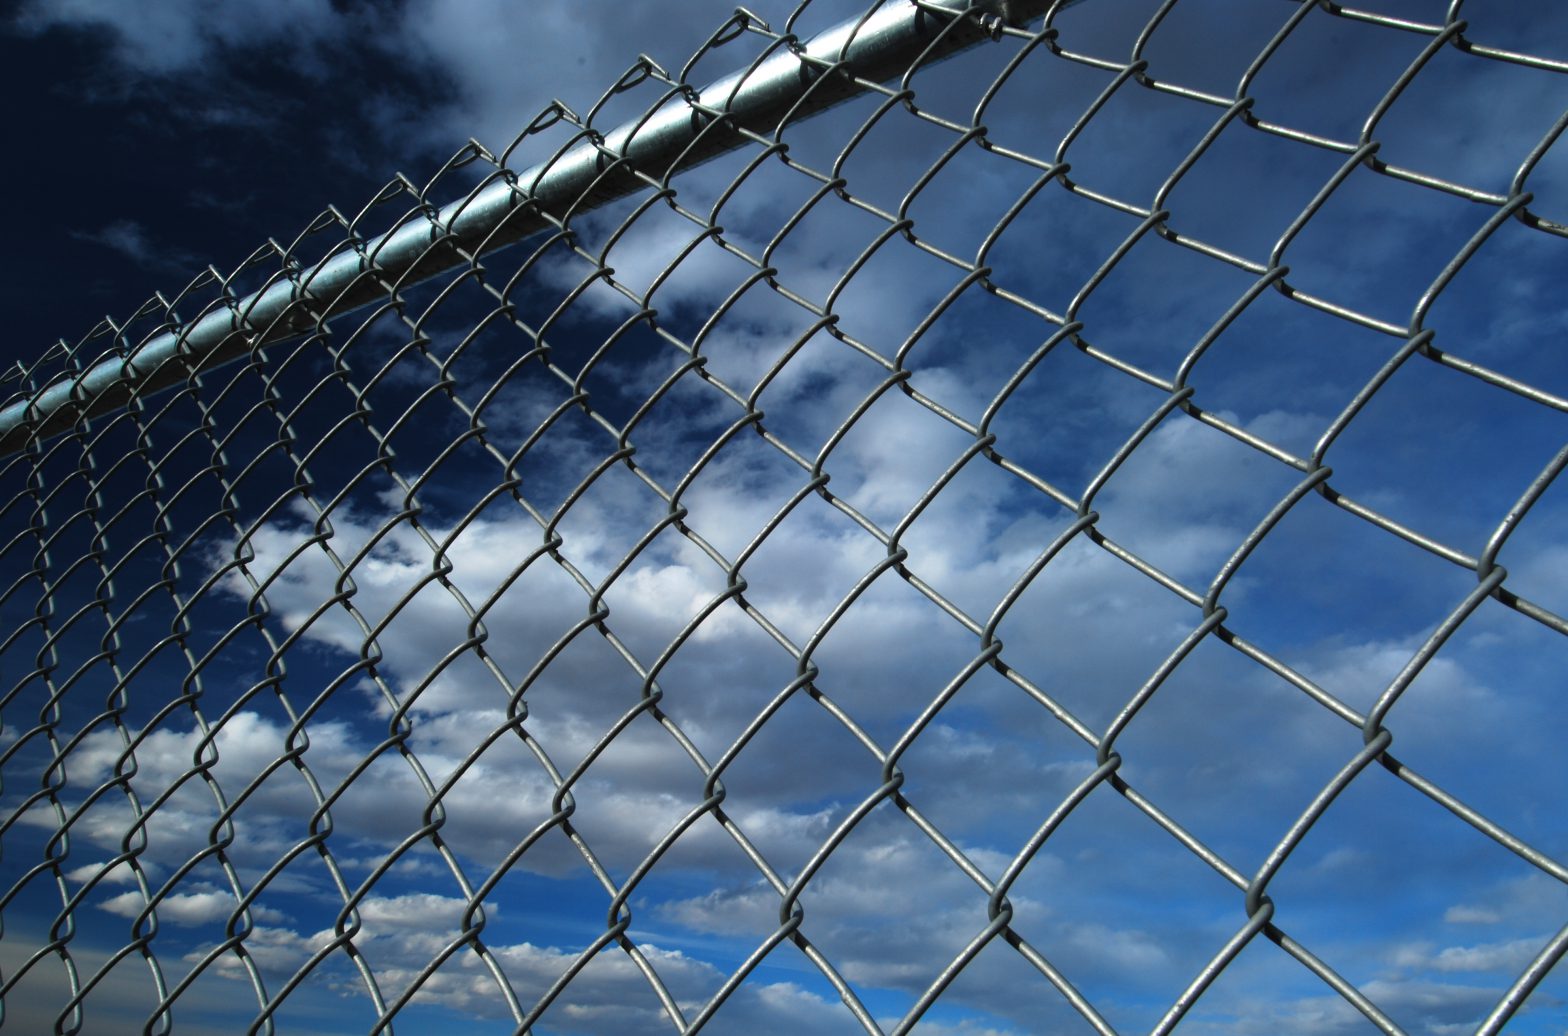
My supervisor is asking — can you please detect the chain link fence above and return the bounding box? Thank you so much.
[2,0,1566,1032]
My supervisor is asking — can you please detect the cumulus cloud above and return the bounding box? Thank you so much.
[87,362,1299,1032]
[191,922,340,983]
[16,0,352,75]
[391,0,774,154]
[99,886,286,927]
[118,283,1542,1032]
[65,860,140,886]
[177,915,869,1034]
[1427,936,1548,975]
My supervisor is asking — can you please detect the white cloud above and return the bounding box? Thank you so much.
[649,818,1193,1030]
[390,0,802,154]
[65,860,140,886]
[358,891,490,931]
[1298,637,1494,725]
[19,351,1551,1036]
[98,886,286,927]
[190,923,339,982]
[1428,936,1545,975]
[177,917,870,1033]
[1443,904,1502,926]
[902,1022,1026,1036]
[17,0,352,75]
[136,335,1544,1033]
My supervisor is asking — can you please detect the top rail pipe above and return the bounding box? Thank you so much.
[0,0,1063,454]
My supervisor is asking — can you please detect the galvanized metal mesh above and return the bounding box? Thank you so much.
[2,1,1567,1033]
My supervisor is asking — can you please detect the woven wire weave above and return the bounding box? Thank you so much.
[2,1,1567,1033]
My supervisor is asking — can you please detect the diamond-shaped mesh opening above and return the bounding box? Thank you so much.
[1292,175,1483,315]
[1000,783,1242,1033]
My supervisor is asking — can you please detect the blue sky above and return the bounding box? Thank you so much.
[1,1,1567,1034]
